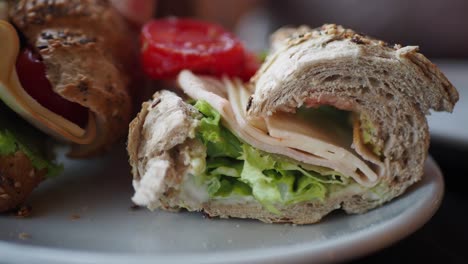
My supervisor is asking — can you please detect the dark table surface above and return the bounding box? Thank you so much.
[352,138,468,264]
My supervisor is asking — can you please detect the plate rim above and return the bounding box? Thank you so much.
[0,156,444,264]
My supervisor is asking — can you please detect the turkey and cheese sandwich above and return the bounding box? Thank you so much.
[0,0,133,212]
[128,24,458,224]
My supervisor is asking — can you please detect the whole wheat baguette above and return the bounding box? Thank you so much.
[9,0,134,157]
[128,24,458,224]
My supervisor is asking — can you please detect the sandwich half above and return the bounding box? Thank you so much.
[0,0,133,212]
[128,24,458,224]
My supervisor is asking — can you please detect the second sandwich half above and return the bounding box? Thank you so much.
[128,25,458,224]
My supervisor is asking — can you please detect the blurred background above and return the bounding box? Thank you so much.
[156,0,468,58]
[154,1,468,263]
[153,0,468,154]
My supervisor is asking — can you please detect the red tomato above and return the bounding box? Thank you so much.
[141,18,247,79]
[16,48,88,128]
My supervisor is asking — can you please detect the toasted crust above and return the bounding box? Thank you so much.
[250,24,458,114]
[0,151,46,212]
[9,0,134,157]
[201,195,384,224]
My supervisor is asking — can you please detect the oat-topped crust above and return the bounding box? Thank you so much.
[10,0,107,28]
[252,24,458,113]
[35,29,97,50]
[270,24,401,52]
[9,0,135,156]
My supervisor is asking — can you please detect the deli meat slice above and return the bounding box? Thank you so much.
[178,70,379,187]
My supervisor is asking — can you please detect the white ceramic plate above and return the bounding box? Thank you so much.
[0,147,444,264]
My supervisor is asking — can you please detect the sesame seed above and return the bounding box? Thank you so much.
[14,182,22,188]
[0,194,10,200]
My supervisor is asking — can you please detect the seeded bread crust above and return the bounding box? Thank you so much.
[9,0,134,157]
[0,151,46,212]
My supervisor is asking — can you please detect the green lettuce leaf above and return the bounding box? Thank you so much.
[241,145,327,212]
[194,100,241,158]
[0,130,17,155]
[240,145,282,213]
[207,177,252,197]
[193,100,352,214]
[279,161,349,185]
[0,103,62,177]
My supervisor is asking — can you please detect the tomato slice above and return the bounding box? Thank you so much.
[16,48,88,128]
[141,18,247,79]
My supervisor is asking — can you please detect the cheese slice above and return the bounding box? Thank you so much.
[178,70,381,187]
[265,114,378,183]
[179,71,343,174]
[0,21,96,144]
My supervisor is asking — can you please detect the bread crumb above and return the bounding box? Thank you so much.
[16,205,32,218]
[130,204,141,211]
[18,232,30,240]
[70,214,81,220]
